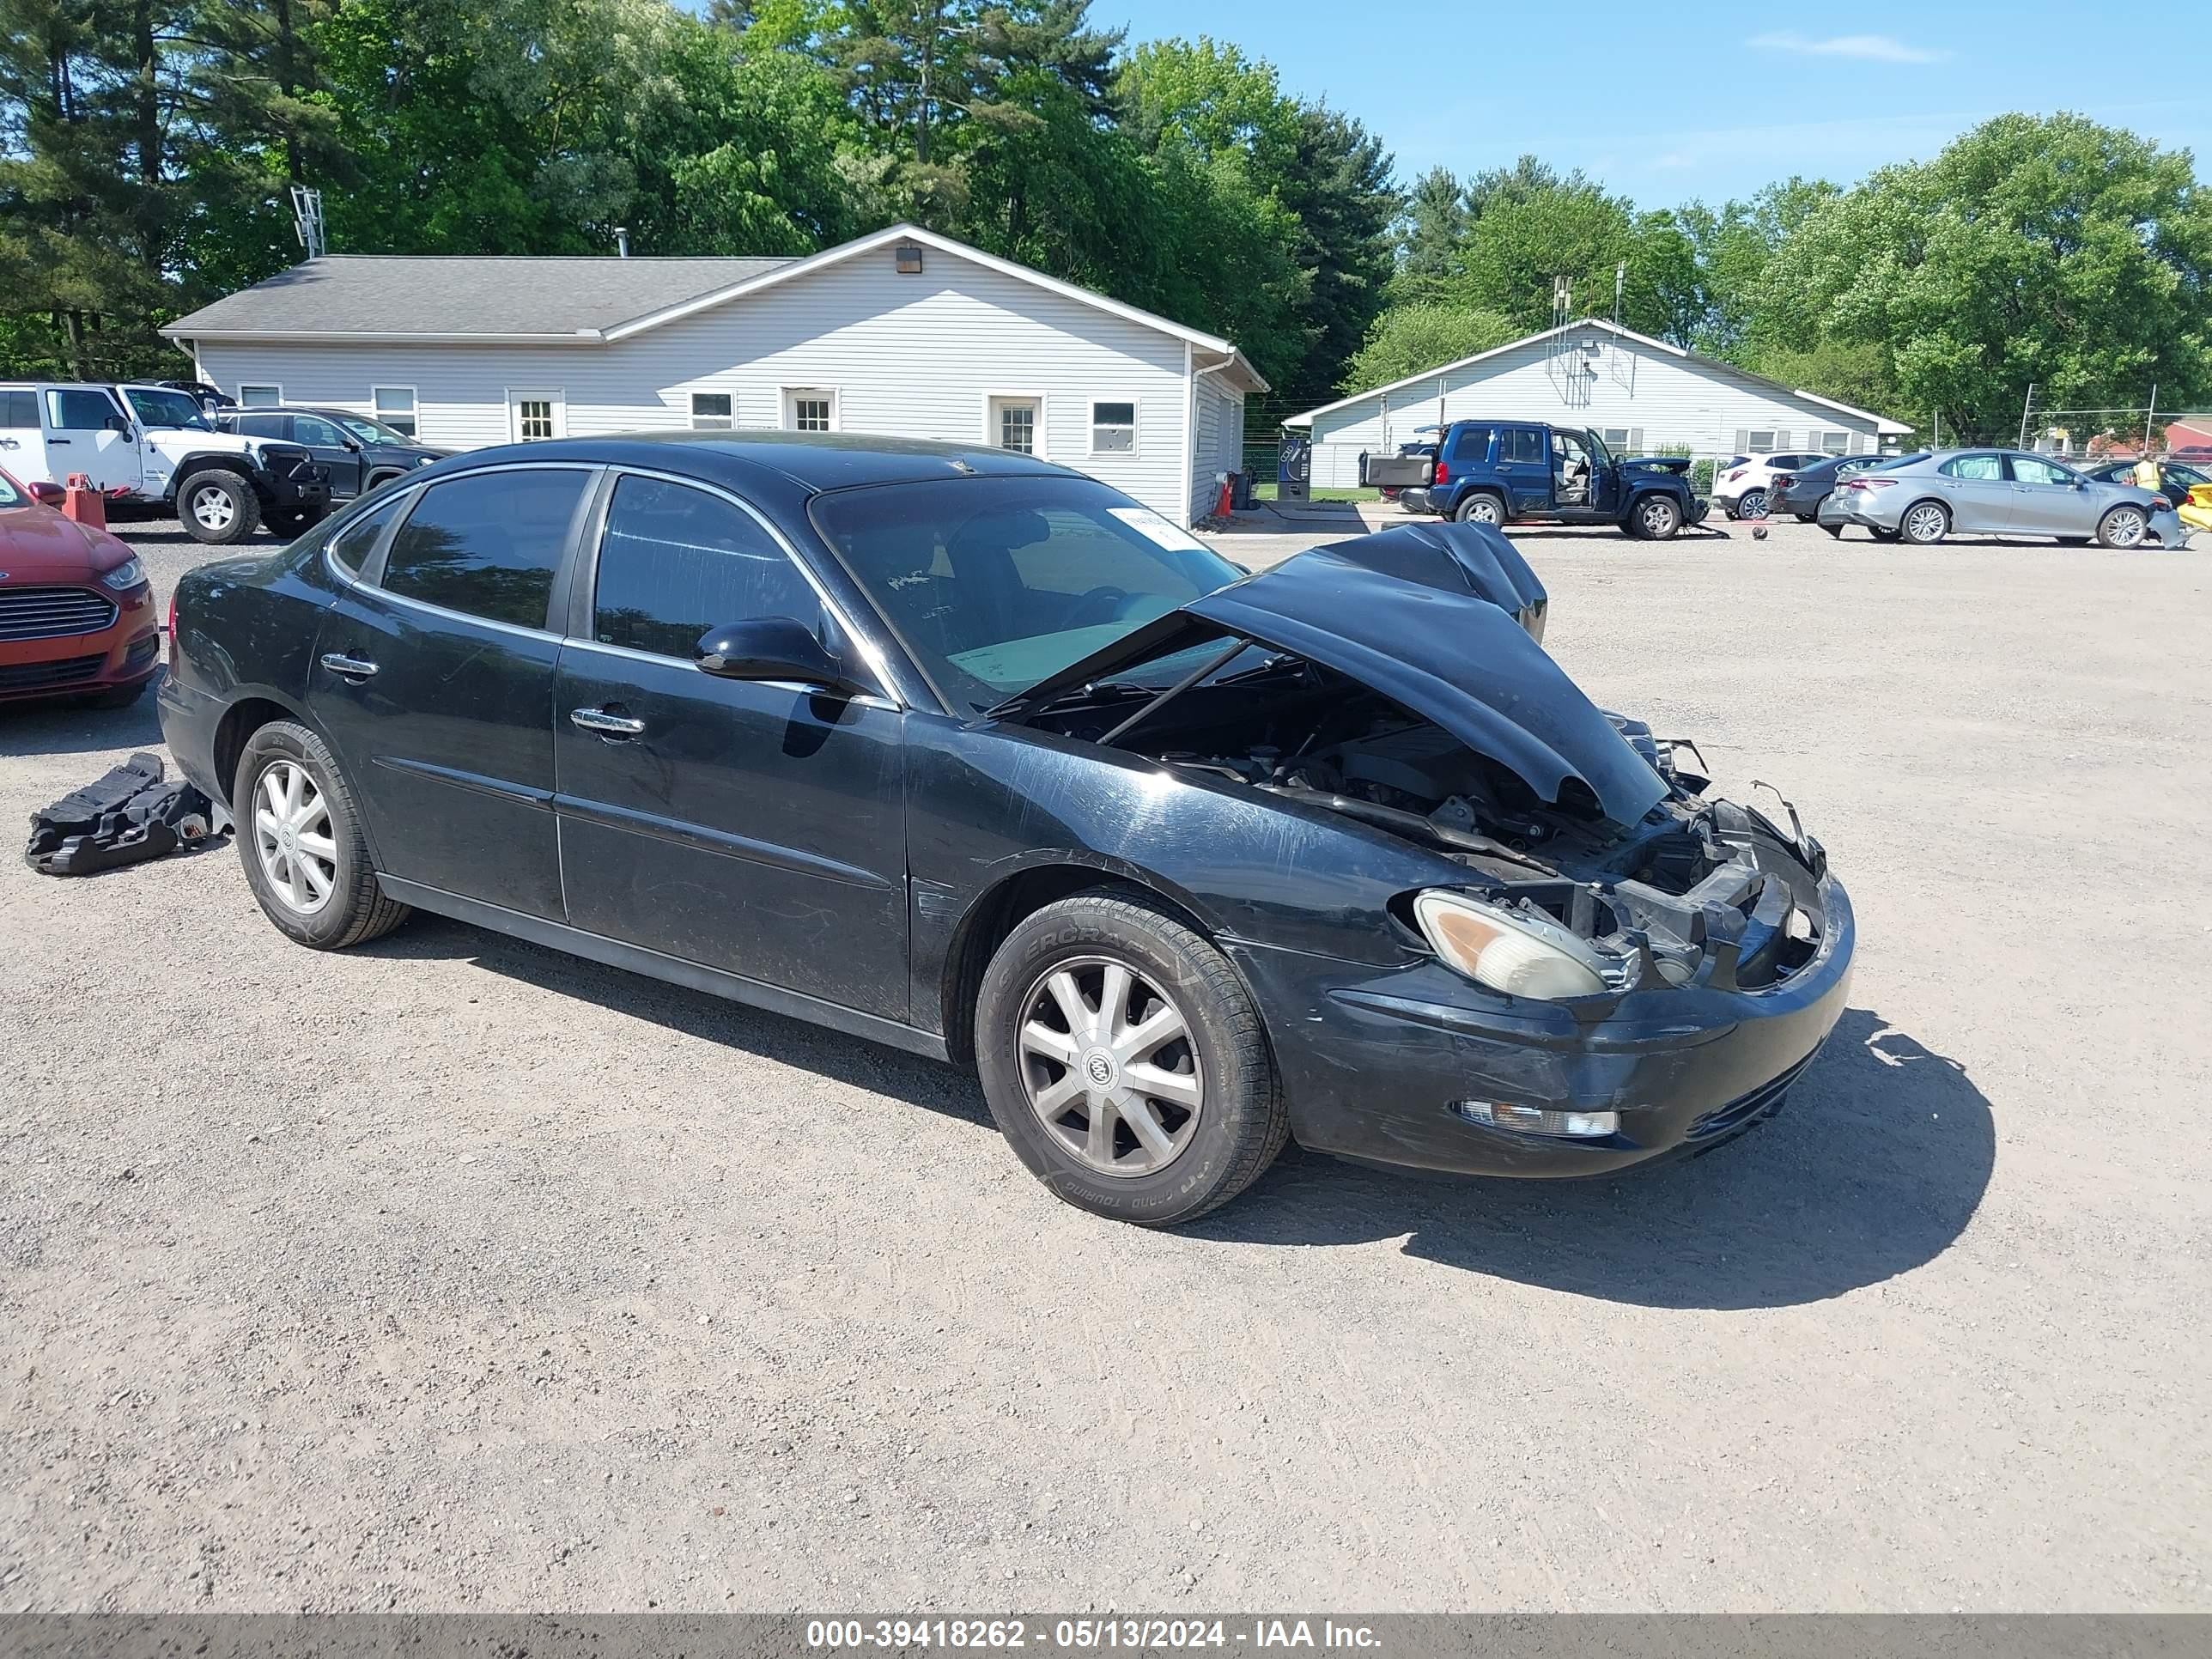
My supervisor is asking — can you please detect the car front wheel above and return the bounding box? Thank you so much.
[1630,494,1680,540]
[975,891,1288,1226]
[2097,506,2148,549]
[179,471,263,544]
[234,720,411,949]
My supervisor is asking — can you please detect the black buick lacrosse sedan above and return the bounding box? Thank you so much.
[161,434,1852,1224]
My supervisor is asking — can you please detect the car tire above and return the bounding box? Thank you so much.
[233,719,410,950]
[1453,491,1507,526]
[1737,488,1769,520]
[1899,501,1949,545]
[2096,506,2148,550]
[974,890,1288,1226]
[1629,494,1680,540]
[178,470,263,544]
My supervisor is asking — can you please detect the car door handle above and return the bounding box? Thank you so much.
[570,706,645,738]
[319,653,379,679]
[48,437,70,445]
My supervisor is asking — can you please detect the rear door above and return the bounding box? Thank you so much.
[550,471,908,1018]
[288,412,367,500]
[309,464,598,921]
[41,387,141,492]
[1933,453,2014,533]
[1493,425,1553,514]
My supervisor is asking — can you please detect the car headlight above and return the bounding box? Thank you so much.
[1413,890,1608,1000]
[100,557,147,592]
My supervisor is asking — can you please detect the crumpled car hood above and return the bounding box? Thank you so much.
[1306,520,1548,641]
[1184,544,1667,829]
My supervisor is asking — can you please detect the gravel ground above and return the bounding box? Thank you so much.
[1,507,2207,1613]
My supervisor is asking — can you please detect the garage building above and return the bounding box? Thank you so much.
[1287,319,1911,489]
[161,223,1263,528]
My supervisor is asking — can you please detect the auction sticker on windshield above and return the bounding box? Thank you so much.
[1109,505,1208,552]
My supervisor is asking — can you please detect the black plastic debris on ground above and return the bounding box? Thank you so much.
[25,751,227,877]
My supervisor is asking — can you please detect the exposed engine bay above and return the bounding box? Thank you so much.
[1034,658,1832,1000]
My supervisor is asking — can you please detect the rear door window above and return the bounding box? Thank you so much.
[381,467,590,629]
[1501,428,1546,464]
[234,413,289,440]
[591,475,820,659]
[1,390,38,428]
[1939,453,2006,481]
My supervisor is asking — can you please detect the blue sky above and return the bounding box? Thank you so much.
[1092,0,2210,206]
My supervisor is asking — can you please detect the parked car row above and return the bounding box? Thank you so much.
[1799,449,2187,548]
[0,380,445,544]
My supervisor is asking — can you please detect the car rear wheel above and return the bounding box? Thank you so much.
[1736,488,1769,520]
[975,891,1288,1226]
[1454,492,1506,526]
[1630,494,1680,539]
[179,470,263,544]
[234,720,410,950]
[2097,506,2148,549]
[1900,501,1949,544]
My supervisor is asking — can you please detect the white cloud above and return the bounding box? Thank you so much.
[1751,31,1948,65]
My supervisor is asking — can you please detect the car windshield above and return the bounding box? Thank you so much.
[332,412,407,444]
[811,475,1245,714]
[0,471,22,508]
[124,387,212,430]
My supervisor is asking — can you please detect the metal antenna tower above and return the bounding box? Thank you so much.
[290,186,326,259]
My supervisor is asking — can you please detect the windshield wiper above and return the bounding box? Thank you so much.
[981,678,1158,722]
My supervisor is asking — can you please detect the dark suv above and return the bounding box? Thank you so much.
[221,407,446,507]
[1366,421,1708,540]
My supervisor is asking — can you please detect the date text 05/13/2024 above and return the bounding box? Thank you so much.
[805,1618,1383,1650]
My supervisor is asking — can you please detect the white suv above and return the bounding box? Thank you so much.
[1714,452,1831,520]
[0,382,330,544]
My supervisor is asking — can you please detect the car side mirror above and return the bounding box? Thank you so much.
[696,617,866,696]
[343,438,362,452]
[27,479,64,505]
[106,416,132,438]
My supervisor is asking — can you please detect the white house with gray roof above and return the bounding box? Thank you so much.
[1285,319,1912,489]
[161,223,1265,526]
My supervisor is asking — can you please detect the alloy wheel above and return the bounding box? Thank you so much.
[1740,489,1768,519]
[1017,955,1203,1176]
[1638,497,1678,538]
[1903,503,1948,544]
[2102,507,2147,549]
[190,483,236,533]
[1463,496,1501,524]
[252,759,338,915]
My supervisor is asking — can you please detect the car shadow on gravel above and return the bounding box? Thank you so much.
[0,684,166,758]
[1192,1007,1995,1309]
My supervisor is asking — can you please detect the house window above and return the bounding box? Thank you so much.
[1820,430,1850,455]
[690,392,733,430]
[239,384,283,408]
[1090,399,1135,455]
[507,388,563,443]
[1747,428,1777,453]
[372,386,417,438]
[989,396,1041,455]
[1601,427,1630,449]
[783,388,836,433]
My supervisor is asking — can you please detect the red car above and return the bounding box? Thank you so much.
[0,467,161,708]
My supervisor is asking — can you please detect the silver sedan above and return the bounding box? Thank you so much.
[1832,449,2189,548]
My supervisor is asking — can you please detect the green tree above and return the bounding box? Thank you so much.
[1389,164,1466,306]
[1340,301,1516,394]
[1753,114,2212,441]
[1451,180,1701,342]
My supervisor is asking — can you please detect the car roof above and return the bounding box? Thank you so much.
[447,431,1071,495]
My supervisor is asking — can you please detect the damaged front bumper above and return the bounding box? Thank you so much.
[1223,872,1853,1178]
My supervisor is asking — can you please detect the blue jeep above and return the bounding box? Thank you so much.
[1365,421,1710,540]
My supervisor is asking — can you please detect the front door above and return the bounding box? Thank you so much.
[308,464,598,921]
[1551,428,1611,520]
[551,471,908,1020]
[2005,453,2092,537]
[40,387,141,492]
[288,411,368,500]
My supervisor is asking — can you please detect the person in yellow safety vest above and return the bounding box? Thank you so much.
[2132,453,2164,493]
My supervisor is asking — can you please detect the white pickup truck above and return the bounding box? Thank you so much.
[0,382,331,544]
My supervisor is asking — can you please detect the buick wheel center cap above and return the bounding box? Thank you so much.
[1083,1048,1118,1091]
